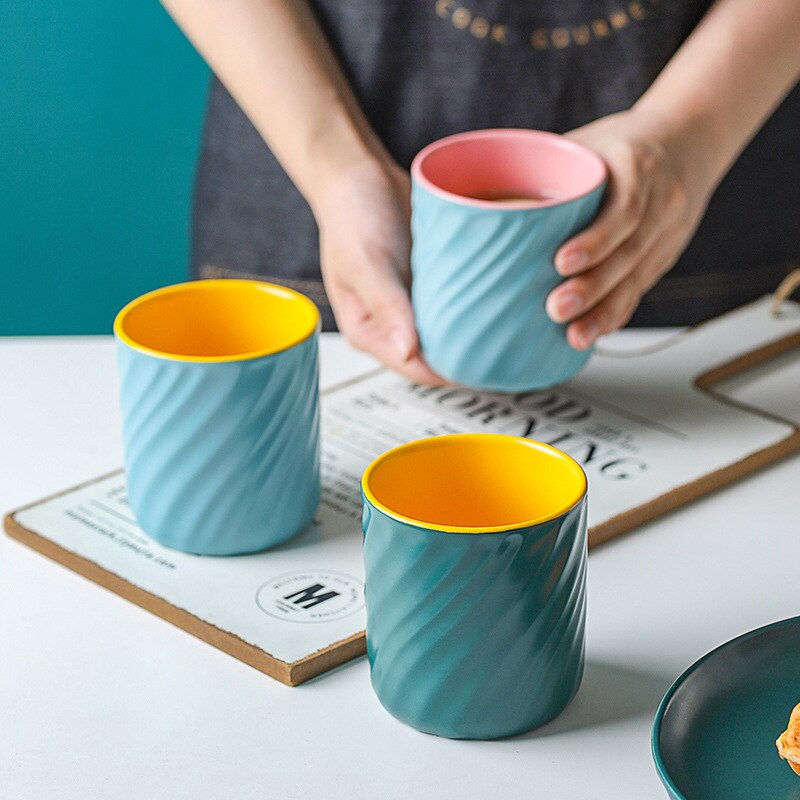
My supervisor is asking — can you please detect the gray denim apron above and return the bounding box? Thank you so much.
[192,0,800,330]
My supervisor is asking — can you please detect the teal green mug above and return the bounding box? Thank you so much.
[115,279,321,555]
[411,129,606,392]
[361,433,588,739]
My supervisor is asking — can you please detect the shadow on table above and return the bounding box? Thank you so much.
[260,510,361,554]
[523,659,674,738]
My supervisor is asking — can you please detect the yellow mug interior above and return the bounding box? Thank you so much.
[362,434,587,533]
[114,280,319,362]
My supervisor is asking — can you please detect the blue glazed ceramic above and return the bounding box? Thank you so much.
[411,129,606,393]
[361,434,588,739]
[114,280,321,555]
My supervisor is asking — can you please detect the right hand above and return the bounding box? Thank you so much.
[313,157,445,385]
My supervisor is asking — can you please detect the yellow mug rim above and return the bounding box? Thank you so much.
[361,433,587,534]
[113,279,320,363]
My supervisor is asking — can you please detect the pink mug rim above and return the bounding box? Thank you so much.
[410,128,607,210]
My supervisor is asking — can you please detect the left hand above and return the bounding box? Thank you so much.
[546,108,716,350]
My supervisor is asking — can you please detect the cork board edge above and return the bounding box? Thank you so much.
[588,429,800,548]
[2,509,365,686]
[3,299,798,676]
[590,322,800,548]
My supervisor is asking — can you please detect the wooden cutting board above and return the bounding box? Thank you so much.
[5,294,800,684]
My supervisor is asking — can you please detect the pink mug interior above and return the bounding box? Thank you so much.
[411,129,607,209]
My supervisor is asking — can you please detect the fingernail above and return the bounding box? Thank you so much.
[555,250,588,276]
[547,291,582,322]
[390,329,412,363]
[576,322,599,350]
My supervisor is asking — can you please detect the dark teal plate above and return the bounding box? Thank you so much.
[653,616,800,800]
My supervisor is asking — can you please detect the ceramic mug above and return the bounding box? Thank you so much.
[361,433,588,739]
[411,129,607,393]
[114,279,321,555]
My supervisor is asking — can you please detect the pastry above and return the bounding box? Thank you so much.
[777,702,800,776]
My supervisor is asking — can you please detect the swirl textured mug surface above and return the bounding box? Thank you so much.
[115,279,321,555]
[411,129,606,392]
[361,434,588,739]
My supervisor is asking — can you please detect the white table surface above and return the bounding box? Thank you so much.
[1,332,798,800]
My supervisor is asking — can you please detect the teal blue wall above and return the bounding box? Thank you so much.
[1,2,209,335]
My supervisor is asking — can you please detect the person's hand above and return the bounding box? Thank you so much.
[546,108,717,350]
[313,157,444,385]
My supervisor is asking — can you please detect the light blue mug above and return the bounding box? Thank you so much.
[361,434,588,739]
[114,279,321,555]
[411,129,607,392]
